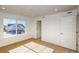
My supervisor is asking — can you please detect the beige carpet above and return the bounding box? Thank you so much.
[9,42,54,53]
[24,42,54,53]
[9,46,35,53]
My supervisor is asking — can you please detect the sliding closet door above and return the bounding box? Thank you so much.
[60,16,76,50]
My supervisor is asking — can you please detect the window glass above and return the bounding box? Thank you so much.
[3,18,16,38]
[17,19,25,34]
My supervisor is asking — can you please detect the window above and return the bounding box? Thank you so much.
[3,17,25,38]
[17,18,25,34]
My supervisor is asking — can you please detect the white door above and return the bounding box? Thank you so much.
[60,16,76,50]
[42,17,61,45]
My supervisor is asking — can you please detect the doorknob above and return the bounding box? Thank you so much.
[60,33,63,35]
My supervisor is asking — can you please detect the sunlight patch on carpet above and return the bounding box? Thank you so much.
[9,46,35,53]
[24,42,54,53]
[9,42,54,53]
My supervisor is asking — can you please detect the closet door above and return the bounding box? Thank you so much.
[42,17,61,45]
[60,16,76,50]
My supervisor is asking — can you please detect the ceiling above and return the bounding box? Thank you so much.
[0,5,77,17]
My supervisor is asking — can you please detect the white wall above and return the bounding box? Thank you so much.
[0,13,36,47]
[34,10,77,50]
[27,17,36,38]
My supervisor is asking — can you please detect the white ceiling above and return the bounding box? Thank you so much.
[0,5,77,17]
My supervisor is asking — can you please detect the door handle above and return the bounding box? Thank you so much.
[60,33,63,35]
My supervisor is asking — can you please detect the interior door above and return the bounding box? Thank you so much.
[60,16,76,50]
[36,21,41,40]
